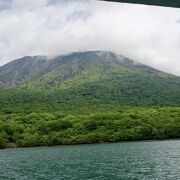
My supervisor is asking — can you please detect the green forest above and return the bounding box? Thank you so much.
[0,51,180,148]
[0,96,180,148]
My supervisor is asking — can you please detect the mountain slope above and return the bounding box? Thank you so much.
[0,56,47,88]
[0,51,180,107]
[25,51,180,106]
[25,51,159,89]
[0,51,162,88]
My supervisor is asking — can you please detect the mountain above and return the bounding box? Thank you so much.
[0,51,180,107]
[0,51,165,88]
[0,51,180,148]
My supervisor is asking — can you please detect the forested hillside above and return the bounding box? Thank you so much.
[0,51,180,148]
[1,51,180,107]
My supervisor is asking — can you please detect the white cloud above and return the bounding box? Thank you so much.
[0,0,180,76]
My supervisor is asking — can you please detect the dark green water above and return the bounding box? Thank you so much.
[0,140,180,180]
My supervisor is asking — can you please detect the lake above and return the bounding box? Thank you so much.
[0,140,180,179]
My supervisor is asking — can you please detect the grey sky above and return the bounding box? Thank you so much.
[0,0,180,76]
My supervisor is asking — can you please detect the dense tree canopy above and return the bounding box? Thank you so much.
[0,105,180,148]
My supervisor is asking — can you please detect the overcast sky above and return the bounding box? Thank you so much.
[0,0,180,76]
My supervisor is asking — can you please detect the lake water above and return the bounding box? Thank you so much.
[0,140,180,180]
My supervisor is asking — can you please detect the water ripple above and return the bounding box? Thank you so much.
[0,140,180,180]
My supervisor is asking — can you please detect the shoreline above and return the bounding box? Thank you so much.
[2,138,180,150]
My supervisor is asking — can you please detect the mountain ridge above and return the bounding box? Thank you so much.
[0,50,173,88]
[0,51,180,107]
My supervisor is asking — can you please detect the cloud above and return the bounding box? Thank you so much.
[0,0,12,11]
[177,18,180,24]
[0,0,180,76]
